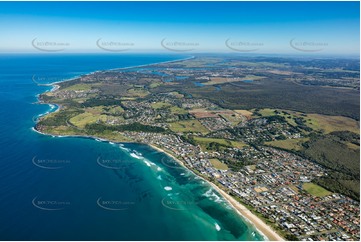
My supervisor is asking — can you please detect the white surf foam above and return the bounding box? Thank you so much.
[143,160,152,167]
[203,188,223,203]
[130,152,143,159]
[118,145,130,152]
[215,223,221,231]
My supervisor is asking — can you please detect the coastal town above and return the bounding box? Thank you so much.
[122,131,359,241]
[36,56,360,241]
[2,1,359,241]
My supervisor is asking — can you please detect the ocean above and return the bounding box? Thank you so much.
[0,53,264,240]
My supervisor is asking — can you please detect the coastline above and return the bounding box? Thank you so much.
[33,55,194,88]
[149,144,284,241]
[33,55,194,131]
[209,183,284,241]
[33,121,285,242]
[33,55,284,241]
[108,55,195,71]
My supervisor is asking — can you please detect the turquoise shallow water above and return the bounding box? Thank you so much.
[0,54,264,240]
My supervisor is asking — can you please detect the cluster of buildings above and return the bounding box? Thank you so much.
[122,131,360,241]
[40,58,359,240]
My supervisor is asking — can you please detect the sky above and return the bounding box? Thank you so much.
[0,1,359,55]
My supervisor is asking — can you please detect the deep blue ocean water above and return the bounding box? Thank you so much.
[0,54,264,240]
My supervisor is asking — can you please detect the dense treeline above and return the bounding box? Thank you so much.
[301,132,359,200]
[179,135,197,146]
[264,130,360,200]
[85,122,165,134]
[37,110,81,127]
[82,98,121,107]
[178,76,360,120]
[315,177,359,201]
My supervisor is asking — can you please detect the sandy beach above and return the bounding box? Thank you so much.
[209,183,284,241]
[150,144,284,241]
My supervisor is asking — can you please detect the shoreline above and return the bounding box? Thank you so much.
[149,144,284,241]
[33,55,284,241]
[33,55,195,134]
[34,55,195,88]
[32,124,285,241]
[109,55,195,71]
[209,183,284,241]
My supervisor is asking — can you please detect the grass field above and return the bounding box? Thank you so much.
[302,182,332,197]
[69,112,107,128]
[85,106,105,115]
[127,88,149,97]
[84,105,124,117]
[170,106,188,114]
[193,136,247,150]
[346,142,360,151]
[254,108,359,134]
[219,113,245,126]
[254,108,277,117]
[169,92,184,98]
[306,114,359,134]
[151,102,188,114]
[168,120,209,134]
[253,108,299,126]
[234,109,253,119]
[265,137,309,151]
[151,102,171,109]
[229,140,248,149]
[63,84,92,91]
[105,106,124,115]
[149,82,162,88]
[209,158,228,170]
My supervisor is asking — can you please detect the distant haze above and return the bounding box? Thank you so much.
[0,1,359,55]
